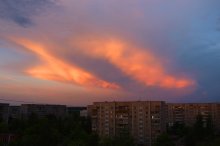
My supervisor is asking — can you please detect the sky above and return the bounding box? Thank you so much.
[0,0,220,106]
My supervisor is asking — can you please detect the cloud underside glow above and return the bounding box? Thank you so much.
[12,38,120,89]
[73,37,194,89]
[12,37,194,90]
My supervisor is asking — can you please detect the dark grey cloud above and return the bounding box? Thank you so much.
[0,0,55,27]
[62,51,133,85]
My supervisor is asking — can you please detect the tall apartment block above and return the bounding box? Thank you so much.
[88,101,166,146]
[167,103,220,129]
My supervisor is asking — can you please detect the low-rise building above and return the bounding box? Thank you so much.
[9,106,21,119]
[80,109,88,117]
[67,107,86,115]
[0,103,9,123]
[21,104,66,119]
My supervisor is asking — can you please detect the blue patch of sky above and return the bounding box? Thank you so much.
[0,0,55,27]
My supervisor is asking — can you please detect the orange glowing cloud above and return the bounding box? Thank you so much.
[72,37,195,89]
[11,38,119,89]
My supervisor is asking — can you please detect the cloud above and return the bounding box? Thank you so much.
[10,37,120,89]
[2,0,220,103]
[72,36,195,89]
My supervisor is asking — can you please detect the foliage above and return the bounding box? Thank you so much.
[5,114,95,146]
[2,113,220,146]
[99,136,134,146]
[3,114,134,146]
[184,114,215,146]
[167,122,187,136]
[153,133,175,146]
[166,114,219,146]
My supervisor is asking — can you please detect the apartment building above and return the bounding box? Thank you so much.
[0,103,9,123]
[167,103,220,128]
[80,109,88,117]
[211,103,220,129]
[21,104,66,119]
[9,106,21,119]
[88,101,166,146]
[67,107,86,115]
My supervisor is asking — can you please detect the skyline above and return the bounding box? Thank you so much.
[0,0,220,105]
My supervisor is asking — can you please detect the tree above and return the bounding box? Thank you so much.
[184,127,196,146]
[194,114,205,139]
[205,114,214,137]
[154,133,175,146]
[99,135,134,146]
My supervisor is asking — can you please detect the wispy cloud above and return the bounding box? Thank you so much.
[11,38,120,89]
[1,0,220,103]
[72,37,195,89]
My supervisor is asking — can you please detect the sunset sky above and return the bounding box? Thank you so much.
[0,0,220,105]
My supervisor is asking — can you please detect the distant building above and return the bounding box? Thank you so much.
[167,103,220,129]
[0,103,9,123]
[88,101,166,146]
[9,106,21,119]
[80,109,88,117]
[67,107,86,115]
[210,103,220,129]
[21,104,66,119]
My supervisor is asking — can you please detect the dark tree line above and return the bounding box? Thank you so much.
[1,113,220,146]
[0,114,134,146]
[160,114,219,146]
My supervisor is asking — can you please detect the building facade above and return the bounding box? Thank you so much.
[167,103,220,129]
[67,107,87,115]
[80,109,88,117]
[0,103,9,123]
[9,106,21,119]
[88,101,166,146]
[21,104,66,119]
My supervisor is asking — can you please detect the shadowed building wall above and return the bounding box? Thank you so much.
[167,103,220,129]
[88,101,166,146]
